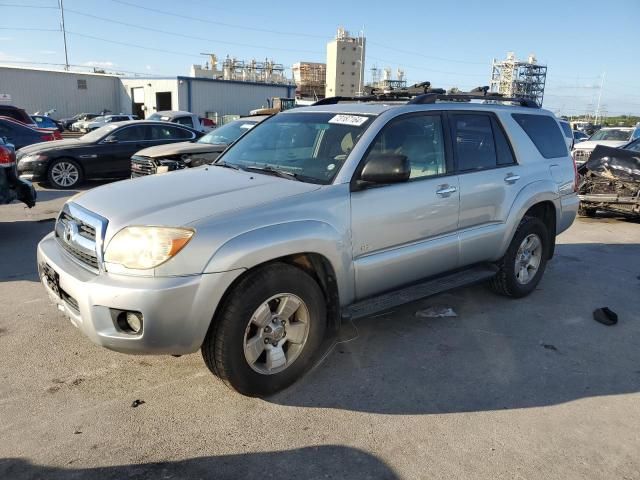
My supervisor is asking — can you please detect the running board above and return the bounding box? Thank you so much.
[344,264,498,320]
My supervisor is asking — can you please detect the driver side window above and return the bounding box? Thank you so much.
[367,114,446,179]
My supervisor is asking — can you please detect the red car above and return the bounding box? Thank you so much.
[0,116,62,150]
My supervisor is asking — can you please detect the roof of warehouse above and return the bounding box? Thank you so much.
[0,65,120,77]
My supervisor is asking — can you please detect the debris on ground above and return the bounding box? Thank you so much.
[593,307,618,326]
[73,429,82,435]
[415,305,457,318]
[131,399,145,408]
[541,343,558,352]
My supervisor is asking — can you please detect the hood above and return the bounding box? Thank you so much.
[73,166,321,238]
[135,141,226,158]
[17,139,83,156]
[573,140,629,151]
[579,145,640,182]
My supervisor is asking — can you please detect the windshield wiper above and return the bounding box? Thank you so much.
[212,161,242,170]
[243,165,303,182]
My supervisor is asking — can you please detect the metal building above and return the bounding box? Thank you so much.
[490,52,547,106]
[0,66,120,118]
[0,65,293,123]
[120,76,295,122]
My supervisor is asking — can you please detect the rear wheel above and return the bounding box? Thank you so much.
[47,158,82,189]
[490,216,549,298]
[202,263,327,396]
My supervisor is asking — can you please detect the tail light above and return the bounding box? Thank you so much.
[572,156,579,192]
[53,130,62,140]
[40,133,54,141]
[0,146,16,166]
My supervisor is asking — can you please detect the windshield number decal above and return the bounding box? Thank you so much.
[328,115,368,127]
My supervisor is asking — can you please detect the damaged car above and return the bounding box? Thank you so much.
[130,116,267,177]
[577,139,640,218]
[0,138,36,208]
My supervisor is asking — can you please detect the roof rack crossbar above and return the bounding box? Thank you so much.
[408,93,539,108]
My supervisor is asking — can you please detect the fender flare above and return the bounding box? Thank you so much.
[203,220,355,305]
[497,180,560,257]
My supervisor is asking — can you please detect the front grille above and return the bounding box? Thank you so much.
[57,238,99,269]
[573,149,592,164]
[131,156,156,177]
[60,287,79,312]
[54,204,106,272]
[59,211,95,240]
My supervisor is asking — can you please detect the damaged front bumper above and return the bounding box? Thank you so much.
[577,145,640,217]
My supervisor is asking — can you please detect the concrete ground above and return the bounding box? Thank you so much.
[1,184,639,480]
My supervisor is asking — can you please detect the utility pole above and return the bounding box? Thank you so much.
[595,71,605,124]
[358,26,365,96]
[59,0,69,70]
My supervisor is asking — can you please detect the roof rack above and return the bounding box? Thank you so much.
[313,83,540,108]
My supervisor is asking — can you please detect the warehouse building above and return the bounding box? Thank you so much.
[120,76,294,122]
[0,66,120,118]
[0,65,294,121]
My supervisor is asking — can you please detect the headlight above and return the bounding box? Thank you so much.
[104,226,194,270]
[20,153,47,163]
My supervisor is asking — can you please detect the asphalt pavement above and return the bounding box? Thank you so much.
[1,183,639,480]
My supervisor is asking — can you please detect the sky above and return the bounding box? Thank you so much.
[0,0,638,117]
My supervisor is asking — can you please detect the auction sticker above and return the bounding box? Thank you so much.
[328,114,369,126]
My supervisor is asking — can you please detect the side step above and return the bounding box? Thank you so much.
[344,264,498,320]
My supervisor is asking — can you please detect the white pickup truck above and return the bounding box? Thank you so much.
[146,110,215,133]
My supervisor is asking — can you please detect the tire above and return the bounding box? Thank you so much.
[578,205,597,217]
[202,263,327,396]
[490,216,549,298]
[47,158,83,189]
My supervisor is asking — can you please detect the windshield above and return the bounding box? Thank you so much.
[198,120,259,145]
[216,112,373,184]
[88,116,106,124]
[589,129,632,141]
[80,123,120,142]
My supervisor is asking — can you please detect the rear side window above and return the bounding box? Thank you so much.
[559,121,572,138]
[174,116,194,128]
[451,114,497,171]
[512,114,567,159]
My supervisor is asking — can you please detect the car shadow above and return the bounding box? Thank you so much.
[0,445,399,480]
[0,218,55,283]
[267,242,640,415]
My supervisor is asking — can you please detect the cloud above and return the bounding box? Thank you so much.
[145,65,152,71]
[39,50,57,55]
[0,51,25,62]
[83,61,116,68]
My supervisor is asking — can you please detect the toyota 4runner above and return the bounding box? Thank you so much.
[37,91,579,396]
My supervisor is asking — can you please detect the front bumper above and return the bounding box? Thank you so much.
[17,159,48,182]
[37,232,244,355]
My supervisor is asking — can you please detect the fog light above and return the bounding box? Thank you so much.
[116,311,143,334]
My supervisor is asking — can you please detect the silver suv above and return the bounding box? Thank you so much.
[37,93,578,396]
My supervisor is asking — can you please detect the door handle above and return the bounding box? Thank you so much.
[436,185,457,197]
[504,173,520,184]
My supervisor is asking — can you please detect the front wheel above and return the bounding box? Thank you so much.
[47,158,83,189]
[490,216,549,298]
[202,263,327,396]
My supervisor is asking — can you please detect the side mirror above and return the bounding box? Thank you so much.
[103,135,118,143]
[358,153,410,186]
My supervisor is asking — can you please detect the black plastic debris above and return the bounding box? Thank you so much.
[541,343,558,352]
[593,307,618,326]
[131,399,145,408]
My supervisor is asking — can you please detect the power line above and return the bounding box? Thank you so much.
[368,41,487,66]
[110,0,328,39]
[64,8,324,55]
[0,27,60,32]
[0,3,58,8]
[66,31,204,58]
